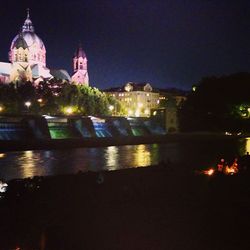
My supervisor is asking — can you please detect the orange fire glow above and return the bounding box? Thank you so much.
[224,165,238,175]
[203,168,215,176]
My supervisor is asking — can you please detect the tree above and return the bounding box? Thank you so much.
[179,72,250,132]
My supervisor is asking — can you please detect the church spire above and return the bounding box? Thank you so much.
[27,8,30,19]
[22,8,34,32]
[74,43,86,58]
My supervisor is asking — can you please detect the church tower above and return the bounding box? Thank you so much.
[71,45,89,86]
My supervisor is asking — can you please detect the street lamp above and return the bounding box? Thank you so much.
[109,105,114,115]
[25,101,31,112]
[65,107,73,115]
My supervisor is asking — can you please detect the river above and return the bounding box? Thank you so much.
[0,137,249,180]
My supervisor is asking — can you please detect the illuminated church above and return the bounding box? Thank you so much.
[0,10,89,86]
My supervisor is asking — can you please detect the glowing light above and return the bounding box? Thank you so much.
[134,144,151,167]
[145,109,150,115]
[246,138,250,155]
[203,168,215,176]
[0,106,3,112]
[105,146,118,170]
[24,101,31,108]
[135,109,140,117]
[224,165,238,175]
[128,109,133,116]
[138,103,143,108]
[65,107,73,115]
[0,181,8,193]
[109,105,114,111]
[153,111,157,116]
[37,98,43,103]
[0,153,5,158]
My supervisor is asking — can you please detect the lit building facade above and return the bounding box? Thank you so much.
[0,10,88,86]
[0,10,53,84]
[71,46,89,86]
[104,82,160,117]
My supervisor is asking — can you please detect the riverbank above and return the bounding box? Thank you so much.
[0,165,250,249]
[0,132,244,152]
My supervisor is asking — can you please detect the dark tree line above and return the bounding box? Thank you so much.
[179,72,250,132]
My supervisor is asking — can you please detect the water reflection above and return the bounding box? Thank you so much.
[20,151,45,178]
[105,146,118,170]
[134,144,152,167]
[245,137,250,154]
[0,138,248,181]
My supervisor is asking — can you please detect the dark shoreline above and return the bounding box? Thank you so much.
[0,133,244,152]
[1,165,250,249]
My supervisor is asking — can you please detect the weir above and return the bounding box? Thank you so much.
[0,117,28,140]
[0,115,166,140]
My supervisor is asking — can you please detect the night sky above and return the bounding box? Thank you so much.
[0,0,249,90]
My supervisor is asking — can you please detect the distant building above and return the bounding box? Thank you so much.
[71,45,89,86]
[0,10,53,84]
[157,88,187,107]
[104,82,160,117]
[151,97,179,133]
[0,10,88,86]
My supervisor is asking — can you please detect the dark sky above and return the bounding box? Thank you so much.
[0,0,250,90]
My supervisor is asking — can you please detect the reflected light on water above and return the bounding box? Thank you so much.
[0,153,6,158]
[20,151,44,178]
[245,137,250,154]
[105,146,118,170]
[134,144,151,167]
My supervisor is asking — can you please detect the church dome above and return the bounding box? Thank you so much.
[9,9,46,67]
[10,10,45,51]
[13,33,28,49]
[11,32,45,50]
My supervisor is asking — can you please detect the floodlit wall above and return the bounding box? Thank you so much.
[0,115,167,141]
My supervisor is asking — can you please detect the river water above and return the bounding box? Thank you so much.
[0,137,249,180]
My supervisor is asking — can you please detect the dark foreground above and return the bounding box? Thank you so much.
[0,165,250,250]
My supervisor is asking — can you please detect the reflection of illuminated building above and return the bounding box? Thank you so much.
[105,146,118,170]
[245,137,250,154]
[21,150,45,178]
[134,144,151,166]
[21,151,35,178]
